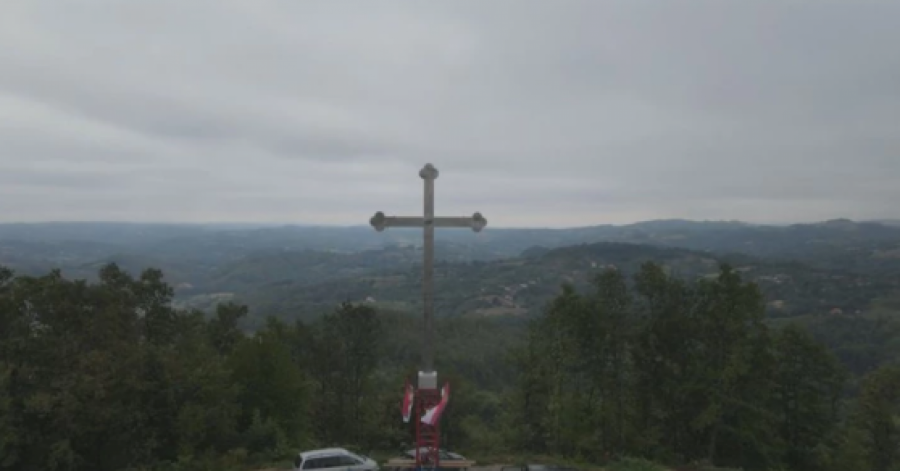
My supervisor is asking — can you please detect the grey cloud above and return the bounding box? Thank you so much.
[0,167,121,189]
[0,0,898,226]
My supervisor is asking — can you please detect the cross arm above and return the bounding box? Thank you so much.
[370,211,487,232]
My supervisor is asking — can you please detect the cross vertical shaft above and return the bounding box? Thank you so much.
[421,165,436,373]
[372,163,486,379]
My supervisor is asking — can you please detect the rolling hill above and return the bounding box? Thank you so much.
[4,219,900,328]
[187,241,900,329]
[4,218,900,269]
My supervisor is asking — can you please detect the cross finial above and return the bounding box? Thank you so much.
[370,211,387,232]
[472,212,487,232]
[419,163,439,180]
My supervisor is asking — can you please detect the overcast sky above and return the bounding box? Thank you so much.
[1,1,898,228]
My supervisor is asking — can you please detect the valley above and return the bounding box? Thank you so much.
[3,219,900,328]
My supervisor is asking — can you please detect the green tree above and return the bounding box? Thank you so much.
[542,283,585,456]
[590,269,634,456]
[854,363,900,471]
[772,323,847,471]
[229,327,310,450]
[0,264,249,471]
[0,366,16,470]
[631,262,698,462]
[506,317,553,453]
[208,302,249,356]
[691,264,777,469]
[307,303,383,447]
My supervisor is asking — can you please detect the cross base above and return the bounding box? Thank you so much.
[414,387,443,468]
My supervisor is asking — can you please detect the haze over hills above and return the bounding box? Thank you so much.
[2,218,900,328]
[4,217,900,258]
[3,217,900,261]
[870,219,900,227]
[207,241,899,327]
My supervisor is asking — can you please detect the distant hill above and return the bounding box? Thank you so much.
[4,219,900,326]
[4,218,900,267]
[868,219,900,228]
[194,241,900,327]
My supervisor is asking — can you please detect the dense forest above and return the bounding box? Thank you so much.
[0,263,518,471]
[2,260,900,471]
[507,264,889,471]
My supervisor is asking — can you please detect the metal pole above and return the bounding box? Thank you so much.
[420,163,438,373]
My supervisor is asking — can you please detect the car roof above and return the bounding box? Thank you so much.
[299,447,355,459]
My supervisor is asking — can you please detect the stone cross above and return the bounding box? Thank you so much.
[370,163,487,386]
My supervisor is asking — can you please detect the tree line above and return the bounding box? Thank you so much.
[0,264,408,471]
[1,262,899,471]
[505,262,900,471]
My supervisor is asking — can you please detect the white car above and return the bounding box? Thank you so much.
[294,447,379,471]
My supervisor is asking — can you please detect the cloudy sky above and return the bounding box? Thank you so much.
[1,1,898,228]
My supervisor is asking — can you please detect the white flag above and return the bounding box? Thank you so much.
[420,383,450,426]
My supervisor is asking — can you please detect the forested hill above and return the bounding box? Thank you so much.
[3,218,900,275]
[180,241,900,330]
[3,220,900,328]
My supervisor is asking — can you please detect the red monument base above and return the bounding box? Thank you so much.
[414,387,443,469]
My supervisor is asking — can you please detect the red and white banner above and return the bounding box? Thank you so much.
[401,379,415,423]
[420,382,450,426]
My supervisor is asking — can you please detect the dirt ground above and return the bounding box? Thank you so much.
[253,466,511,471]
